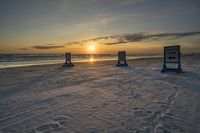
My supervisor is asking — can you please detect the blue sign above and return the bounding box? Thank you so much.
[116,51,128,67]
[161,46,182,73]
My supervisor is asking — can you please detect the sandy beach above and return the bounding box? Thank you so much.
[0,55,200,133]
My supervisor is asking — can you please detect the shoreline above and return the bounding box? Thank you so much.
[0,56,163,70]
[1,54,198,69]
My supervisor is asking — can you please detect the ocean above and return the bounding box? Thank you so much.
[0,54,162,69]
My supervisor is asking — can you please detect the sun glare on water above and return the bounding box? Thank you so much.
[89,57,94,62]
[87,41,96,62]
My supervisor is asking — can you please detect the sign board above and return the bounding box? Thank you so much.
[165,46,179,63]
[63,52,74,67]
[116,51,128,66]
[161,45,182,73]
[66,53,71,62]
[118,51,126,61]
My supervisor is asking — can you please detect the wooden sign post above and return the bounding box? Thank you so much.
[161,45,182,73]
[116,51,128,67]
[63,53,74,67]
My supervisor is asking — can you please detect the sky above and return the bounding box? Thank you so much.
[0,0,200,54]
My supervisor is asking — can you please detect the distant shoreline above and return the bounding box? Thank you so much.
[0,54,198,69]
[0,55,162,69]
[0,56,162,70]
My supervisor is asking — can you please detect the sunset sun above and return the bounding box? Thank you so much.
[87,41,96,53]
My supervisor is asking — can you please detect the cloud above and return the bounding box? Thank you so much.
[30,31,200,50]
[64,31,200,46]
[104,32,200,45]
[19,48,29,50]
[120,0,144,5]
[32,44,65,50]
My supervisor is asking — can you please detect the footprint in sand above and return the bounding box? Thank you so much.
[35,122,61,133]
[52,116,70,127]
[156,126,171,133]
